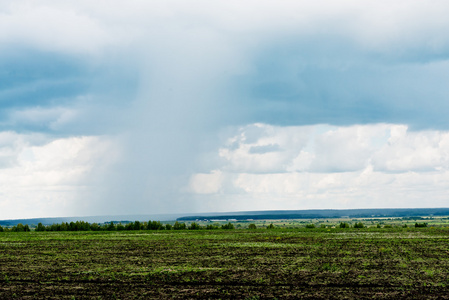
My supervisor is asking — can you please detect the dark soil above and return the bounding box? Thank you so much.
[1,229,449,299]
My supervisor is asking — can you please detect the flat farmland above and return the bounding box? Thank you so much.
[1,228,449,299]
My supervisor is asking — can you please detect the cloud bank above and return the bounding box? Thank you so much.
[189,123,449,212]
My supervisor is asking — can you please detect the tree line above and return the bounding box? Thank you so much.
[0,221,430,232]
[0,223,31,232]
[0,221,236,232]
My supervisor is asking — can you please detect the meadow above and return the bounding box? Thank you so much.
[1,221,449,299]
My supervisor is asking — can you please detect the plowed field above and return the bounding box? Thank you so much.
[1,228,449,299]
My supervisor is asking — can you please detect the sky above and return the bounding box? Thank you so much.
[1,0,449,219]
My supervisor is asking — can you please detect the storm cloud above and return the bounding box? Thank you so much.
[1,0,449,218]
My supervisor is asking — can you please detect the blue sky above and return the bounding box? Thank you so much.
[1,0,449,219]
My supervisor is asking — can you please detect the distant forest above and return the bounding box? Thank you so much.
[177,208,449,221]
[1,208,449,227]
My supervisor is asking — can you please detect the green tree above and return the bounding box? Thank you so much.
[14,223,25,232]
[248,223,257,230]
[36,223,46,232]
[90,223,100,231]
[339,222,350,229]
[353,222,364,228]
[147,220,164,230]
[69,222,76,231]
[188,222,201,230]
[107,222,116,231]
[221,222,235,230]
[60,222,68,231]
[125,222,134,230]
[267,223,275,229]
[133,221,142,230]
[77,221,90,231]
[173,221,186,230]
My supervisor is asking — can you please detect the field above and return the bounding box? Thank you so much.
[1,224,449,299]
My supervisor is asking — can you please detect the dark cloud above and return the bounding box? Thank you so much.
[249,144,282,154]
[229,38,449,130]
[0,48,140,134]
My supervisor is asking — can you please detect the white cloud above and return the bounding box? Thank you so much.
[310,124,390,172]
[217,123,449,175]
[0,2,118,55]
[372,126,449,172]
[2,0,449,59]
[0,131,49,169]
[218,123,312,173]
[0,132,118,219]
[189,123,449,210]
